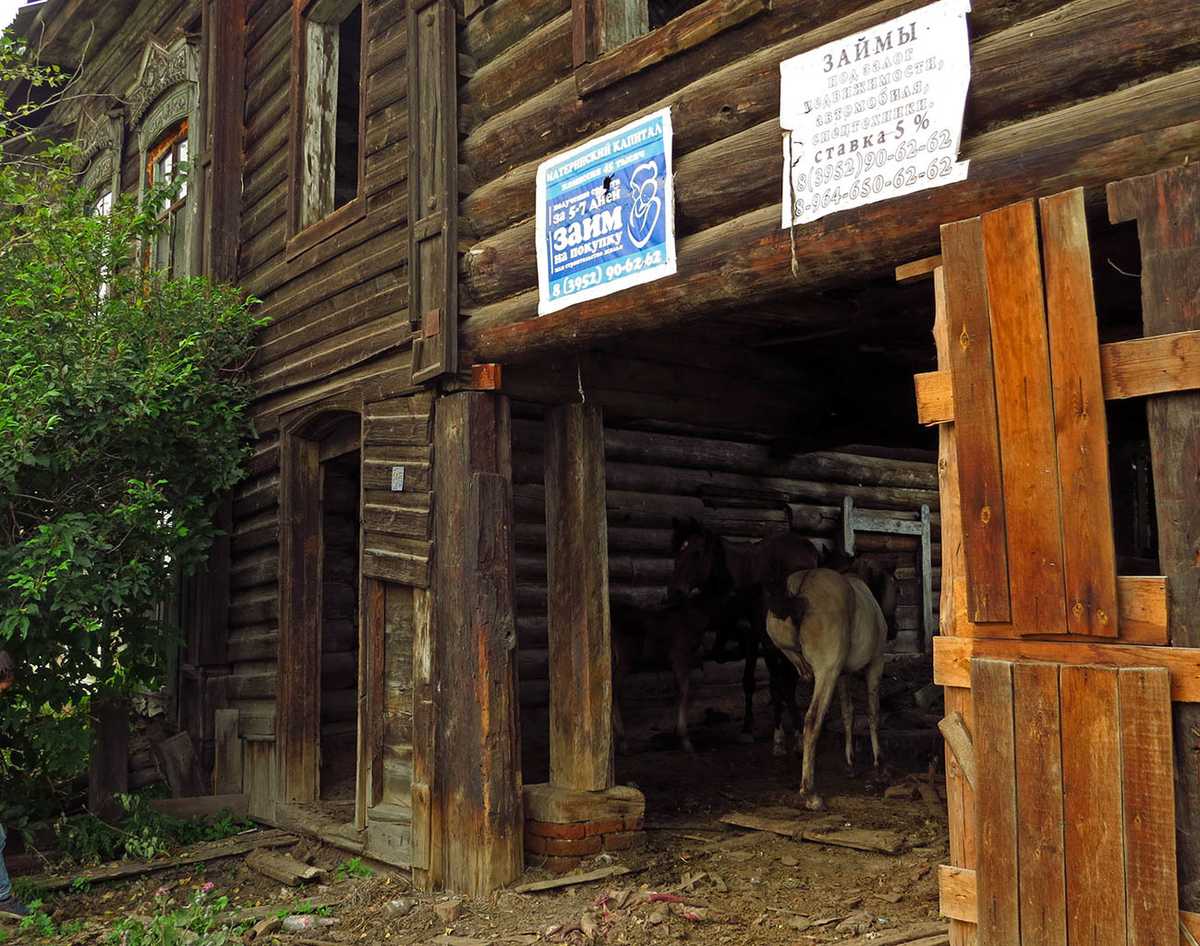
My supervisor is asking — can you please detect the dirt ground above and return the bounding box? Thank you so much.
[17,669,949,945]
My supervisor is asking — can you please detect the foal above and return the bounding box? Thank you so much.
[610,598,714,753]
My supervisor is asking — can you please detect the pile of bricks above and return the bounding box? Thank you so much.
[523,783,646,873]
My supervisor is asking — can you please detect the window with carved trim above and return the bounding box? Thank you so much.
[147,124,189,277]
[290,0,366,245]
[91,189,114,300]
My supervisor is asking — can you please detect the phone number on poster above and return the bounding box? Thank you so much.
[792,156,957,218]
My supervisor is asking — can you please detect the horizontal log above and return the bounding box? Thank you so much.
[933,633,1200,701]
[460,12,571,129]
[915,329,1200,424]
[459,0,568,66]
[462,66,1200,365]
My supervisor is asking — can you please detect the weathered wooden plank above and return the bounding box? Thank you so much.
[941,218,1009,624]
[950,575,1167,645]
[938,865,977,924]
[935,636,1200,701]
[970,658,1018,946]
[1011,662,1066,946]
[1109,164,1200,906]
[544,403,613,792]
[982,200,1066,634]
[1038,188,1118,636]
[1060,665,1126,946]
[1117,667,1178,946]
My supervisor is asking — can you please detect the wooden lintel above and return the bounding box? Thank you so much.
[896,255,942,282]
[915,329,1200,425]
[950,575,1167,645]
[939,867,1200,937]
[933,635,1200,701]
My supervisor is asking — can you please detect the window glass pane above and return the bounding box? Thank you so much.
[92,191,113,216]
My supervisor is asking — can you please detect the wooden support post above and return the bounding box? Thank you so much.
[89,696,129,819]
[429,391,523,895]
[1108,163,1200,907]
[544,403,614,792]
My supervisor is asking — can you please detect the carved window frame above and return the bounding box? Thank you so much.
[286,0,369,261]
[74,109,124,202]
[128,36,202,277]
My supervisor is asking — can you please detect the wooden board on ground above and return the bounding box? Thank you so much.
[510,865,633,893]
[245,848,326,885]
[34,830,298,890]
[717,813,903,853]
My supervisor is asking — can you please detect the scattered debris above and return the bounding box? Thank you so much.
[245,848,326,886]
[386,897,417,917]
[511,865,634,894]
[434,897,464,923]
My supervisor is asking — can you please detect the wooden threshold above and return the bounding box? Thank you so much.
[914,329,1200,425]
[933,636,1200,702]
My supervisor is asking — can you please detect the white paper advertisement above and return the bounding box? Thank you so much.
[780,0,972,227]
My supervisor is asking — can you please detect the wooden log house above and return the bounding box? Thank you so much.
[17,0,1200,929]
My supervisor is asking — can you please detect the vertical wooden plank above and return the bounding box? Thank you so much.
[970,658,1019,946]
[408,0,458,382]
[213,709,243,795]
[1039,188,1119,637]
[1108,164,1200,904]
[941,218,1011,624]
[207,0,244,283]
[1012,663,1067,946]
[933,265,977,946]
[432,392,523,895]
[920,504,934,653]
[278,434,321,804]
[357,578,385,830]
[1118,667,1177,946]
[982,200,1068,635]
[544,403,614,792]
[1060,665,1126,946]
[410,586,436,886]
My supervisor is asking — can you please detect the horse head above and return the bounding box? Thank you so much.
[668,517,720,604]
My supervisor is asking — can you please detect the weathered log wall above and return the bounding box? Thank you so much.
[454,0,1200,365]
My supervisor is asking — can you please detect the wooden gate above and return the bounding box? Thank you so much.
[910,166,1200,945]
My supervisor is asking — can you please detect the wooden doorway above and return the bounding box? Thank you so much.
[913,176,1200,944]
[279,409,363,806]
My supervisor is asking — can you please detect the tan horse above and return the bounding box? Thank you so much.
[763,568,887,810]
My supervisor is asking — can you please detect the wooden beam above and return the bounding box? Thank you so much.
[431,392,523,894]
[896,255,942,283]
[916,329,1200,426]
[1108,162,1200,908]
[934,635,1200,702]
[544,403,614,792]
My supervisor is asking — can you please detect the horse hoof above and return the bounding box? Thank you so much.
[802,794,826,812]
[736,732,755,745]
[772,742,788,757]
[681,740,695,753]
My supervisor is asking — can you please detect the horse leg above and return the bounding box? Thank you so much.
[838,676,854,773]
[866,657,884,771]
[673,649,694,753]
[765,646,793,757]
[800,668,839,810]
[739,633,757,744]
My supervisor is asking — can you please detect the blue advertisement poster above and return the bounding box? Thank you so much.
[536,108,676,315]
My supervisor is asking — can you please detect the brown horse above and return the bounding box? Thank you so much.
[763,568,887,810]
[610,598,715,754]
[668,519,820,747]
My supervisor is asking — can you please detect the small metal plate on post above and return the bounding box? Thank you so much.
[391,466,405,491]
[423,307,442,338]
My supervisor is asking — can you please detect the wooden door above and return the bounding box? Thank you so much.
[911,182,1200,945]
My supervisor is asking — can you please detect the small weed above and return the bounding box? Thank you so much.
[334,856,373,881]
[70,875,91,894]
[14,900,81,940]
[12,877,48,902]
[110,883,233,946]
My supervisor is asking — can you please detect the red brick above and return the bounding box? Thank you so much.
[524,833,603,857]
[583,818,626,837]
[535,854,582,873]
[602,831,647,852]
[526,819,588,840]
